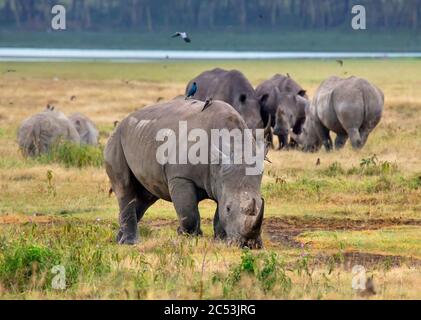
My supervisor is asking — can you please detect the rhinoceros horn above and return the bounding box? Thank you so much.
[243,198,264,235]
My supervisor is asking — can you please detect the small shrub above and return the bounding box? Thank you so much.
[0,244,60,291]
[38,141,104,168]
[257,252,291,293]
[348,155,398,176]
[322,162,345,177]
[222,250,291,296]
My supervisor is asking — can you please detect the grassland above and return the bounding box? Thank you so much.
[0,59,420,299]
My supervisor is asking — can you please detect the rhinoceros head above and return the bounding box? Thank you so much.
[273,103,291,149]
[216,184,265,249]
[290,122,322,153]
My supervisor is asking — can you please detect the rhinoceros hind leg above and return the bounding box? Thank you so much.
[335,134,348,150]
[115,179,158,245]
[347,128,363,149]
[117,198,139,245]
[169,178,203,236]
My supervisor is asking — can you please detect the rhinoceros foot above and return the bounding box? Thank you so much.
[177,226,203,237]
[116,230,139,245]
[240,236,263,250]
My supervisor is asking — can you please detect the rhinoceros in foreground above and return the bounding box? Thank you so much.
[105,98,266,248]
[186,68,265,131]
[256,74,308,149]
[291,76,384,152]
[18,106,80,157]
[69,113,99,146]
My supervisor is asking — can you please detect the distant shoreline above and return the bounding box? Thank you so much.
[1,48,421,62]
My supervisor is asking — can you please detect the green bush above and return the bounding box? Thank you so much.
[0,244,60,291]
[222,250,291,296]
[38,141,104,168]
[348,155,398,176]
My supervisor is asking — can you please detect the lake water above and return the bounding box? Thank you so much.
[1,48,420,61]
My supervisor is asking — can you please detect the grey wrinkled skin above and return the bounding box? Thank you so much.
[273,92,309,149]
[256,74,308,149]
[291,76,384,152]
[18,108,80,157]
[105,97,265,249]
[69,113,99,146]
[186,68,264,131]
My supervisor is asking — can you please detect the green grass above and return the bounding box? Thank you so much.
[36,141,104,169]
[298,227,421,259]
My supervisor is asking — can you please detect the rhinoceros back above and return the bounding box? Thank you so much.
[105,98,248,201]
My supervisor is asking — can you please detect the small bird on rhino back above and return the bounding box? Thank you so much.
[186,82,197,100]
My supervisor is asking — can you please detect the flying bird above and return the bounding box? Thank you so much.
[202,98,213,111]
[172,32,191,43]
[186,82,198,100]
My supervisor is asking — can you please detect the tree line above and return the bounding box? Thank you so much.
[1,0,420,32]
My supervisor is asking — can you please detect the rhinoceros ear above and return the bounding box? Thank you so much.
[259,94,269,105]
[239,94,247,104]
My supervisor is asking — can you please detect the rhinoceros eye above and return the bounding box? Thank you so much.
[226,206,231,213]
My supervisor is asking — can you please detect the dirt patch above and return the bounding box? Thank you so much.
[264,216,421,269]
[0,214,57,225]
[264,216,421,248]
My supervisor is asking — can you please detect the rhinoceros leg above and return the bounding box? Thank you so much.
[116,196,139,245]
[115,182,158,245]
[320,127,333,152]
[213,205,227,240]
[335,134,348,150]
[169,178,202,236]
[347,128,363,149]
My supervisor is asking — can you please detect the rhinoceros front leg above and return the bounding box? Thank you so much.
[169,178,203,236]
[213,205,227,240]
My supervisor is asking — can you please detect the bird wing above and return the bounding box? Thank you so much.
[171,32,181,38]
[184,37,191,43]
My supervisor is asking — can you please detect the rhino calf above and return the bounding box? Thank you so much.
[105,98,265,248]
[291,76,384,152]
[18,106,80,157]
[69,113,99,146]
